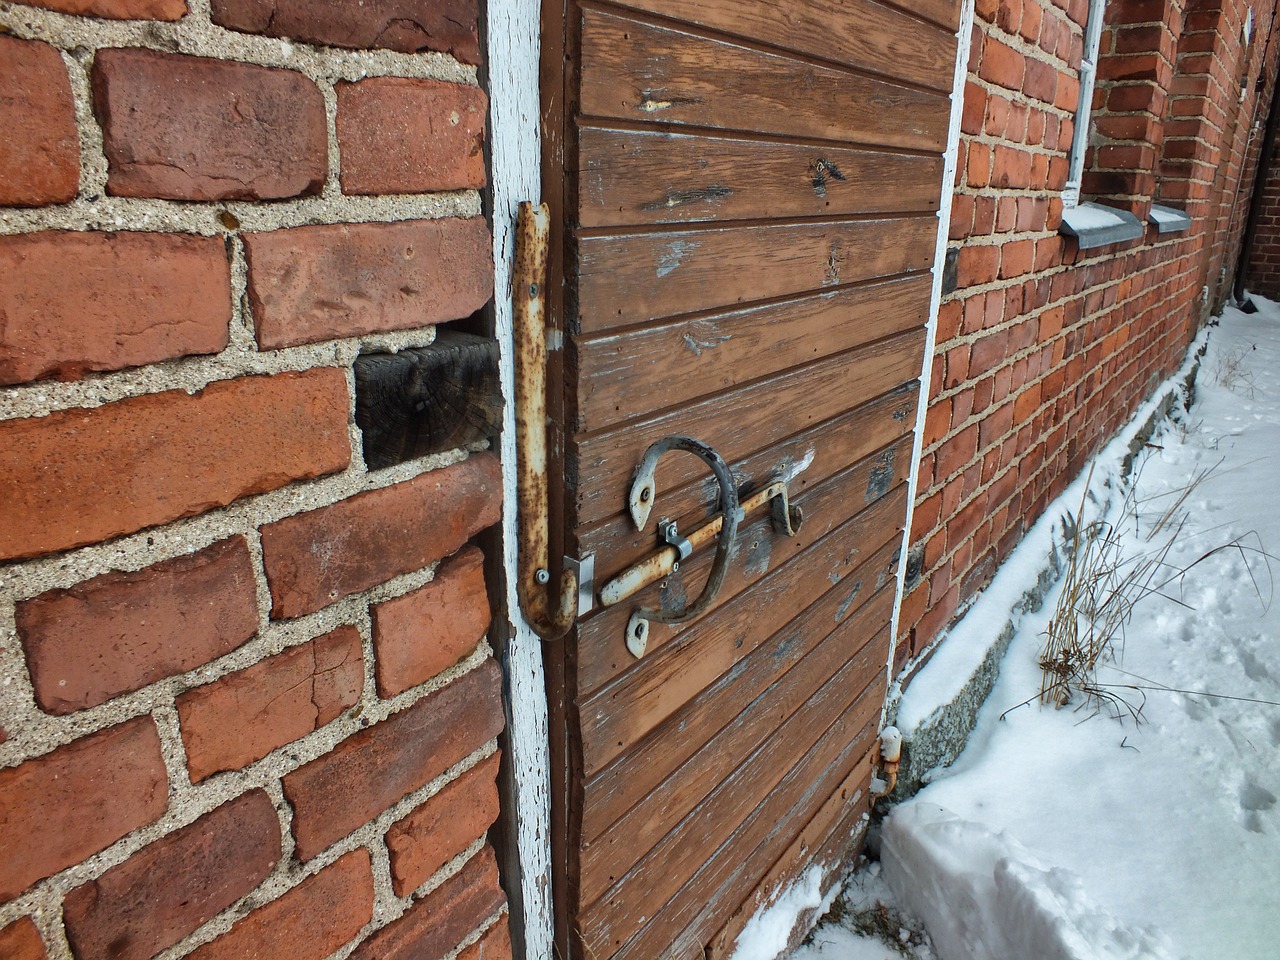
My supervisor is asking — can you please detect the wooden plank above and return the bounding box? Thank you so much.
[575,472,909,699]
[884,0,963,31]
[579,9,951,153]
[603,0,957,91]
[578,583,893,905]
[575,275,931,432]
[354,332,502,469]
[579,446,907,770]
[578,639,883,953]
[580,547,898,845]
[707,751,876,959]
[576,387,916,568]
[573,329,925,527]
[579,127,943,228]
[608,670,885,960]
[576,216,936,333]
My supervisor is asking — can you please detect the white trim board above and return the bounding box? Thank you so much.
[487,0,554,956]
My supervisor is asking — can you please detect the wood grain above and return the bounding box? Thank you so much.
[576,387,917,568]
[603,0,957,91]
[574,330,925,526]
[577,216,936,333]
[579,583,894,904]
[579,127,944,228]
[579,10,951,152]
[575,275,931,432]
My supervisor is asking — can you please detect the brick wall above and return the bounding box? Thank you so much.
[1245,136,1280,294]
[0,3,513,959]
[897,0,1278,674]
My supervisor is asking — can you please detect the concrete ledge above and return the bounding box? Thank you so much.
[883,334,1207,801]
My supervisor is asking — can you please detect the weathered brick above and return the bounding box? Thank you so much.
[0,231,231,386]
[186,849,373,960]
[348,846,505,960]
[283,658,503,860]
[0,370,350,562]
[261,453,500,620]
[17,538,257,715]
[0,718,166,902]
[63,790,280,960]
[456,919,512,960]
[0,36,78,207]
[336,78,486,195]
[386,752,501,896]
[372,546,490,698]
[93,48,326,201]
[178,625,364,782]
[24,0,186,18]
[210,0,480,63]
[0,918,46,960]
[244,218,493,349]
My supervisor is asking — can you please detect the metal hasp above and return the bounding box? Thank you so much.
[600,436,805,658]
[512,201,579,640]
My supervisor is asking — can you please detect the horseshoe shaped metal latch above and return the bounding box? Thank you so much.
[599,436,804,659]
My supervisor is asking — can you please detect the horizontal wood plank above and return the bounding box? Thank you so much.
[575,275,931,432]
[579,9,951,152]
[610,672,884,960]
[579,127,944,228]
[576,386,917,567]
[579,446,909,766]
[601,0,957,91]
[574,330,925,527]
[580,546,898,845]
[579,583,894,905]
[579,639,883,952]
[575,474,908,698]
[577,217,937,333]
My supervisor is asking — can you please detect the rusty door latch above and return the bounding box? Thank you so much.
[599,435,804,658]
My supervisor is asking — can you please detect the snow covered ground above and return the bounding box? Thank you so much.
[789,301,1280,960]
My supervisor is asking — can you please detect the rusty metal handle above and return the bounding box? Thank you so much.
[612,436,742,658]
[513,201,578,640]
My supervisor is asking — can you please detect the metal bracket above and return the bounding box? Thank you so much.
[563,553,595,618]
[602,437,806,658]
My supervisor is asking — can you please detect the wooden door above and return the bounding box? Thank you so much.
[540,2,960,956]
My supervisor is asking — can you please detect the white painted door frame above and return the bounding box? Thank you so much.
[488,0,555,957]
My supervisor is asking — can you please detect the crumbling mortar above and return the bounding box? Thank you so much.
[0,191,481,238]
[0,653,501,945]
[320,78,343,199]
[56,42,109,197]
[0,4,477,86]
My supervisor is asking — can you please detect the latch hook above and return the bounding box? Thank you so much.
[620,436,742,658]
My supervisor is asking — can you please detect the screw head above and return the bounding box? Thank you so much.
[535,568,550,585]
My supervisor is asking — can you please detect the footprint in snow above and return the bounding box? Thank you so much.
[1239,780,1277,834]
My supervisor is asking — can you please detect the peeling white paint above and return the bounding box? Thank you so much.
[487,1,554,957]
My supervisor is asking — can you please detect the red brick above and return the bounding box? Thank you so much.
[0,718,166,902]
[178,625,365,782]
[93,49,326,201]
[210,0,480,64]
[0,918,46,960]
[16,537,257,715]
[348,846,506,960]
[0,231,231,386]
[979,38,1025,90]
[25,0,185,17]
[0,370,350,562]
[372,546,490,698]
[262,454,501,620]
[999,238,1035,278]
[0,36,78,207]
[245,218,492,349]
[283,658,503,860]
[337,78,486,195]
[186,849,373,960]
[386,752,501,896]
[456,920,512,960]
[955,244,999,287]
[63,790,280,960]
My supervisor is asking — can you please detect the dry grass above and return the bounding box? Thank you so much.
[1214,342,1259,397]
[1036,455,1276,722]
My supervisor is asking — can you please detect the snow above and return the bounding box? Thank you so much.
[1060,201,1133,231]
[732,866,839,960]
[790,300,1280,960]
